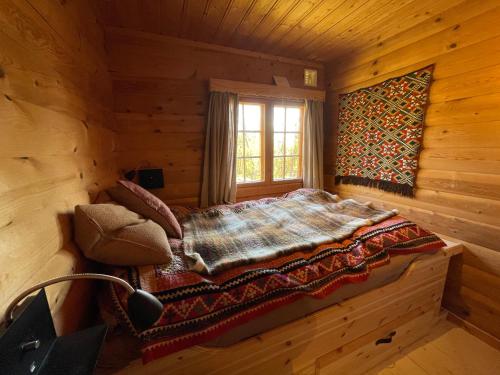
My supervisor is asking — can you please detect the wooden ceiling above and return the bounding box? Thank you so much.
[99,0,465,62]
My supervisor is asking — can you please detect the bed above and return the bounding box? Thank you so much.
[100,189,461,374]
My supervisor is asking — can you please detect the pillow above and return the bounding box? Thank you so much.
[74,203,172,266]
[107,180,183,239]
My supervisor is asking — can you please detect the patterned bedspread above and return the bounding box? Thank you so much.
[108,190,446,364]
[184,189,398,274]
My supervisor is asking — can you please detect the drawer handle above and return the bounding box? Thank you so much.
[375,331,396,345]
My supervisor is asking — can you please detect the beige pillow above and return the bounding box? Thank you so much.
[74,203,172,266]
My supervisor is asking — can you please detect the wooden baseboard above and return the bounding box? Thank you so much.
[446,310,500,351]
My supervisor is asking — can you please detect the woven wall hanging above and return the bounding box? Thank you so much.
[335,65,433,197]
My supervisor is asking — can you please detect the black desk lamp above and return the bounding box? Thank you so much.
[1,273,163,374]
[4,273,163,331]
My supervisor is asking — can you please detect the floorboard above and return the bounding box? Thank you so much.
[369,320,500,375]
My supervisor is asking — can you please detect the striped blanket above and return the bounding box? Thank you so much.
[184,189,398,274]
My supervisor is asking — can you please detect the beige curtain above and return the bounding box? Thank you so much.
[200,91,239,208]
[302,99,324,189]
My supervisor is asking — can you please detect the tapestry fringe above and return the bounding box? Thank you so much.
[335,175,415,197]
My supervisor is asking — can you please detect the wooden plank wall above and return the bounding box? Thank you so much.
[324,1,500,339]
[106,27,324,206]
[0,0,117,333]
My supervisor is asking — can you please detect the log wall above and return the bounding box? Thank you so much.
[0,0,117,332]
[106,27,324,206]
[324,1,500,339]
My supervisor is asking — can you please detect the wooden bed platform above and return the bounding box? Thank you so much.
[105,241,462,375]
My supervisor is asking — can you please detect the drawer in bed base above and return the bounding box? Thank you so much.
[315,307,441,374]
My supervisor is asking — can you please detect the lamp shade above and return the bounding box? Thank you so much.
[127,289,164,331]
[4,273,163,332]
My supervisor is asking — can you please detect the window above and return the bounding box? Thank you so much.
[236,103,264,183]
[236,100,303,186]
[273,106,302,180]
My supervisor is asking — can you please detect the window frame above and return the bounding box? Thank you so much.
[236,97,304,189]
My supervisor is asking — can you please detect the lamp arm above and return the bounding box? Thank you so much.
[5,273,135,326]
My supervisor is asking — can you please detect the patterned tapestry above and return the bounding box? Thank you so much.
[335,66,433,197]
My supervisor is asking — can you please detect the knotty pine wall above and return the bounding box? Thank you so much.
[105,27,324,206]
[324,1,500,340]
[0,0,117,332]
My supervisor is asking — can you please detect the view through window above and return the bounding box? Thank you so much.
[236,103,264,183]
[236,100,303,185]
[273,106,302,180]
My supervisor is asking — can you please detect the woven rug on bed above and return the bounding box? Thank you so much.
[335,65,433,197]
[183,189,398,275]
[108,198,445,363]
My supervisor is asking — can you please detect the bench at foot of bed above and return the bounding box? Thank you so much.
[105,241,462,375]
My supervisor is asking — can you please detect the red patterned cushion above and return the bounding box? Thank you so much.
[108,180,183,239]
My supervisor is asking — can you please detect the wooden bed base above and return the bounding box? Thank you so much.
[113,242,462,375]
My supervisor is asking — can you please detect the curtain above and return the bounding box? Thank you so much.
[302,99,324,189]
[200,91,239,208]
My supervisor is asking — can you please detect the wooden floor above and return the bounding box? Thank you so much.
[367,320,500,375]
[98,318,500,375]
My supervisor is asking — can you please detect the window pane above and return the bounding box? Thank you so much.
[273,106,285,131]
[273,132,285,156]
[245,158,261,182]
[244,133,261,157]
[285,133,300,155]
[284,156,299,179]
[273,157,284,180]
[286,107,301,131]
[237,103,265,184]
[236,158,245,183]
[237,132,244,157]
[243,104,261,131]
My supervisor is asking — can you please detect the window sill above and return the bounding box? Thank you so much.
[237,179,303,188]
[236,181,267,187]
[271,178,303,185]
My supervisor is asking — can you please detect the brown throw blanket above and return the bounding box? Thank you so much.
[183,189,398,274]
